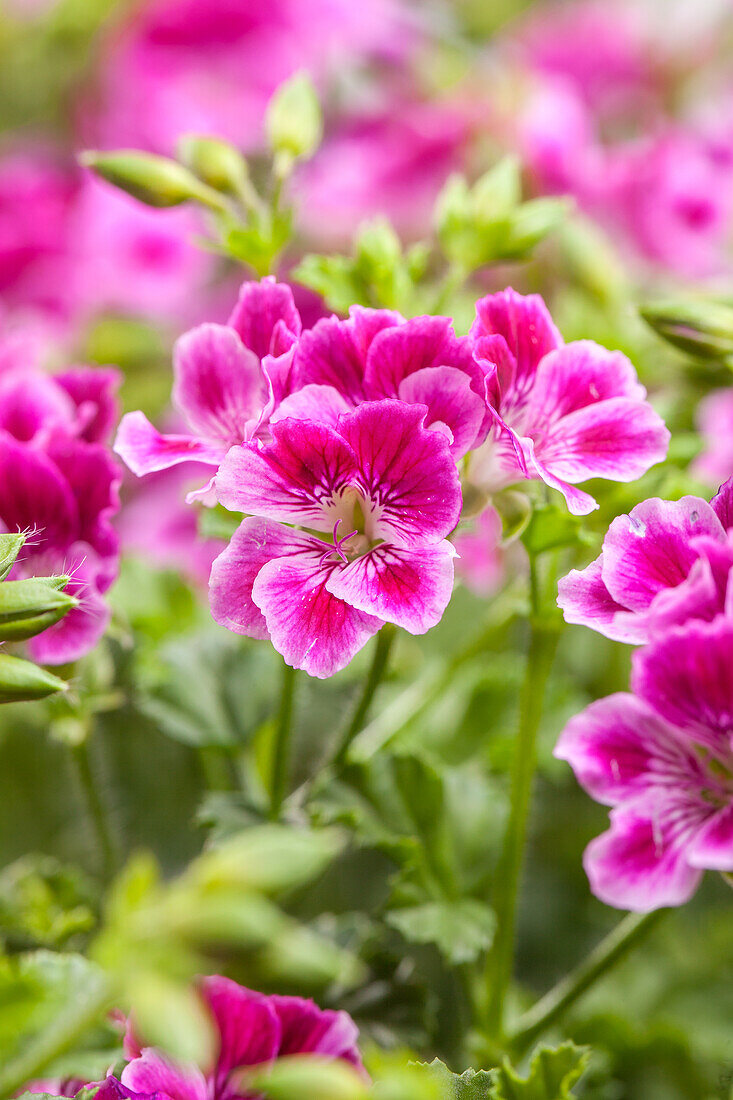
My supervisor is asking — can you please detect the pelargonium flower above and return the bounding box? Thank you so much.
[121,975,364,1098]
[278,308,491,459]
[210,401,461,678]
[555,616,733,910]
[558,477,733,644]
[0,432,120,664]
[453,507,507,597]
[114,278,302,500]
[469,288,669,514]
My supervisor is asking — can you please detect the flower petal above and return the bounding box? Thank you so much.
[326,541,455,633]
[0,370,75,443]
[601,497,724,612]
[710,475,733,530]
[122,1050,208,1100]
[0,431,78,547]
[338,401,462,545]
[202,976,281,1080]
[555,692,701,806]
[47,437,121,575]
[397,365,486,457]
[253,552,383,679]
[687,803,733,871]
[271,995,363,1069]
[227,277,301,359]
[28,544,112,665]
[114,411,224,477]
[365,315,483,399]
[270,384,352,429]
[209,518,316,640]
[632,616,733,756]
[55,366,122,443]
[471,287,562,397]
[557,555,647,641]
[215,419,358,532]
[527,341,645,424]
[584,803,704,911]
[292,316,367,404]
[173,323,263,444]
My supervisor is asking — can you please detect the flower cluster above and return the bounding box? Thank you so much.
[556,476,733,909]
[30,976,363,1100]
[0,345,121,664]
[116,276,668,678]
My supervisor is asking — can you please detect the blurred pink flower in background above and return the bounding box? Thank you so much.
[694,389,733,486]
[453,507,507,598]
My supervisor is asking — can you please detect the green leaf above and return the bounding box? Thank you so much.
[521,504,591,557]
[293,254,365,314]
[423,1058,494,1100]
[489,1042,590,1099]
[196,824,345,895]
[386,899,496,964]
[0,856,96,950]
[243,1054,368,1100]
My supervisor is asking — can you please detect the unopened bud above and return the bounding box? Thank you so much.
[0,652,68,703]
[0,577,76,641]
[0,532,26,581]
[79,150,225,210]
[640,298,733,360]
[177,134,249,196]
[266,73,323,168]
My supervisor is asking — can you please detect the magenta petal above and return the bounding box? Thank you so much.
[557,556,647,641]
[584,804,704,911]
[292,316,367,404]
[326,542,455,634]
[209,518,315,640]
[632,617,733,756]
[271,995,362,1069]
[528,341,645,422]
[339,401,462,546]
[227,277,302,360]
[364,315,481,398]
[710,475,733,530]
[271,384,353,429]
[554,692,698,806]
[0,431,78,547]
[122,1050,208,1100]
[687,803,733,871]
[537,397,670,486]
[397,366,486,457]
[28,547,111,665]
[252,553,383,679]
[0,370,75,443]
[471,288,562,391]
[173,323,263,444]
[47,437,121,571]
[215,420,358,532]
[514,433,597,515]
[644,553,722,636]
[55,366,122,443]
[202,976,281,1080]
[114,411,225,477]
[348,305,403,358]
[601,496,724,612]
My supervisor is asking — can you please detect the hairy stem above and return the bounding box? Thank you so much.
[484,561,560,1035]
[508,909,667,1054]
[269,659,298,819]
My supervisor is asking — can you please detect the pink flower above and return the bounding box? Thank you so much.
[122,976,364,1099]
[694,389,733,485]
[558,478,733,644]
[85,0,416,156]
[296,100,468,244]
[555,616,733,910]
[453,508,507,597]
[114,278,302,500]
[210,401,461,678]
[280,309,491,459]
[469,288,669,514]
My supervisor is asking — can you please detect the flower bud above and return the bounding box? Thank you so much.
[79,150,224,209]
[640,298,733,360]
[240,1057,368,1100]
[0,652,68,703]
[265,73,323,168]
[177,134,249,195]
[0,577,77,641]
[0,532,26,581]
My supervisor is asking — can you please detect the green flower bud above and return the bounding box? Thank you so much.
[0,577,77,641]
[79,150,226,210]
[471,156,521,221]
[177,134,249,195]
[0,532,26,581]
[640,298,733,360]
[265,73,323,168]
[240,1057,368,1100]
[0,653,68,703]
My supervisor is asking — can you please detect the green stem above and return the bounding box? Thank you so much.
[70,737,117,880]
[484,573,560,1036]
[269,660,298,819]
[508,910,667,1054]
[333,624,396,769]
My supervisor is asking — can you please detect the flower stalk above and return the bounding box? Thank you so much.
[269,659,298,819]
